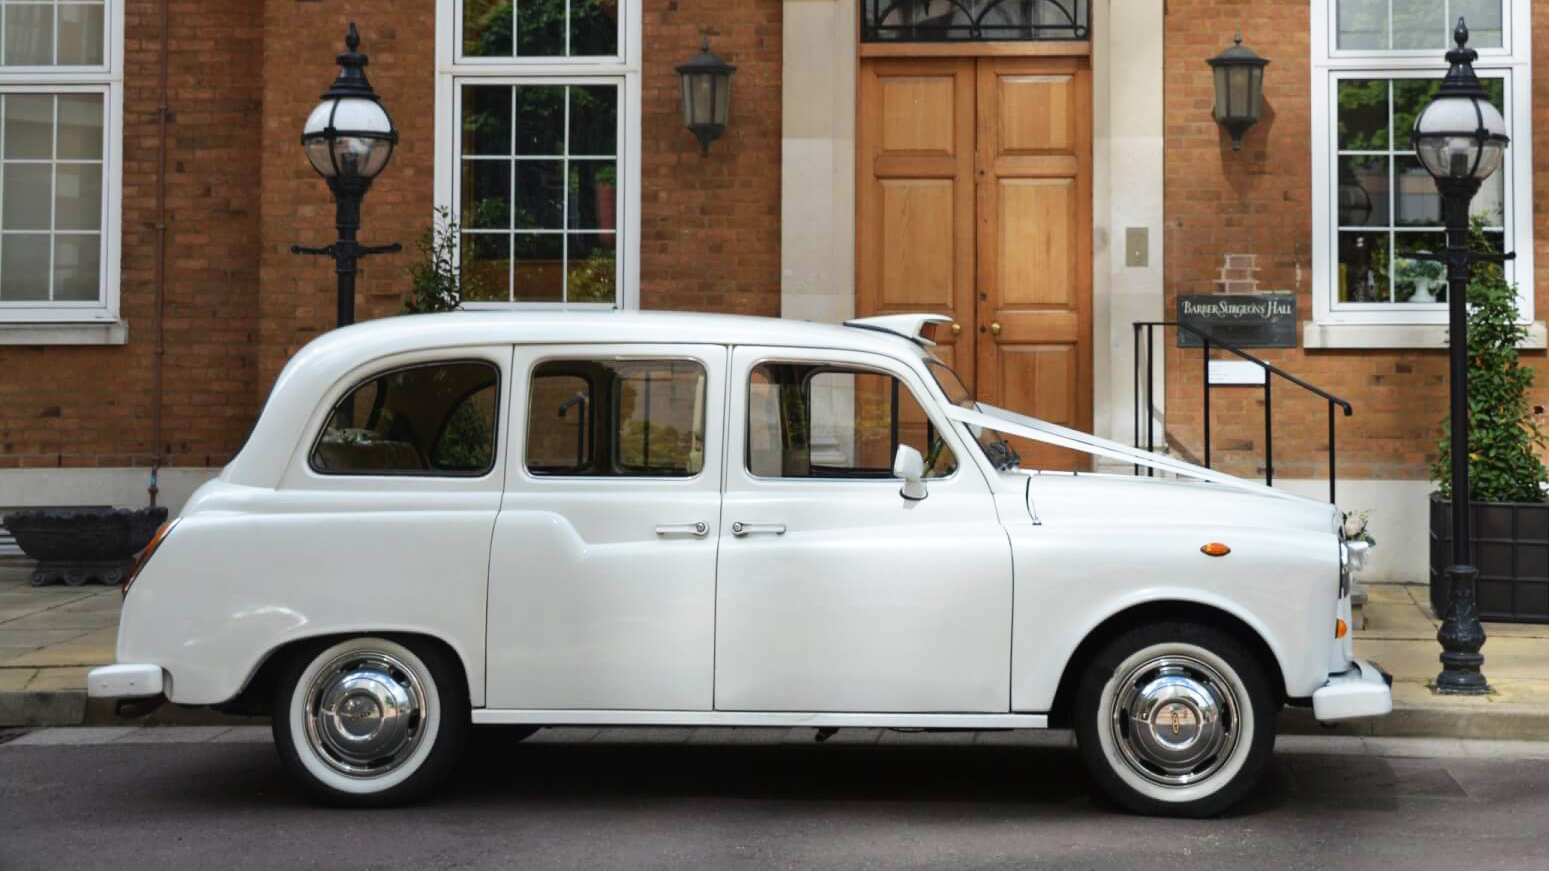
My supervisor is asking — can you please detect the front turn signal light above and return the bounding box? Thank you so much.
[123,518,177,599]
[1201,542,1231,557]
[1335,619,1349,639]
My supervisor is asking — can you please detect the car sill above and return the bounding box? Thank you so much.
[472,710,1051,729]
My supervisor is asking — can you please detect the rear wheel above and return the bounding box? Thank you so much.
[272,636,469,807]
[1074,622,1275,817]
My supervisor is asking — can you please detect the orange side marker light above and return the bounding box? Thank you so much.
[1200,543,1231,557]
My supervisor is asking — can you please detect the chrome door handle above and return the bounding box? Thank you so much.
[655,521,709,537]
[731,521,787,537]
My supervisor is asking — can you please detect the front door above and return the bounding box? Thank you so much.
[713,346,1012,713]
[858,55,1093,470]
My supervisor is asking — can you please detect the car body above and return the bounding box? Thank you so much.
[89,310,1390,815]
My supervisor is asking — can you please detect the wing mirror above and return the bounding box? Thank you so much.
[893,445,928,502]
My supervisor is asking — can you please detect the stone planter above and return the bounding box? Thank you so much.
[1,506,169,587]
[1430,498,1549,623]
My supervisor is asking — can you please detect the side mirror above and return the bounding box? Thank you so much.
[893,445,927,501]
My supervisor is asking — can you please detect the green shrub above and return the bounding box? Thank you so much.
[1431,221,1547,503]
[403,207,482,315]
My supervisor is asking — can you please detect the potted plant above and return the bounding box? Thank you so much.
[404,207,485,313]
[2,506,168,586]
[1429,223,1549,622]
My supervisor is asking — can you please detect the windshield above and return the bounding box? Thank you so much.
[924,358,1021,471]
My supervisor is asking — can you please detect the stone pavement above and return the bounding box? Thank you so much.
[4,562,1549,736]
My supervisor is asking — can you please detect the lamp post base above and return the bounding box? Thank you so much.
[1435,564,1491,695]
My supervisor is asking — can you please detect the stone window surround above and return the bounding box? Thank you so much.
[0,0,125,344]
[431,0,643,311]
[1307,0,1537,349]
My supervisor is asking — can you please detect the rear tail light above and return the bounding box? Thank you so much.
[123,519,177,599]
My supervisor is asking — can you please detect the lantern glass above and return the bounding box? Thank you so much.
[1413,93,1507,181]
[302,97,396,180]
[681,71,727,128]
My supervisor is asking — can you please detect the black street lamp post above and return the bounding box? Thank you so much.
[291,24,402,327]
[1411,19,1512,695]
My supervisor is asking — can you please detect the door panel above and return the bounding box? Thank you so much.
[976,57,1092,471]
[714,347,1012,713]
[858,58,977,388]
[486,344,726,711]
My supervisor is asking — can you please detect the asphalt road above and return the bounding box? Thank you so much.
[4,727,1549,871]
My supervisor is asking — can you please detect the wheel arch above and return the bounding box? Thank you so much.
[1045,599,1288,728]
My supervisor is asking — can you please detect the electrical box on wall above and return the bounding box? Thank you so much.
[1125,227,1148,268]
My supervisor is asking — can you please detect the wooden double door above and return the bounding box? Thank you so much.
[858,55,1092,470]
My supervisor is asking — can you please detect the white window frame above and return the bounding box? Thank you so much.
[1310,0,1533,337]
[0,0,123,326]
[434,0,642,311]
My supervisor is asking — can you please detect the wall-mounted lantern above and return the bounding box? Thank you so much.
[676,39,736,155]
[1207,32,1269,151]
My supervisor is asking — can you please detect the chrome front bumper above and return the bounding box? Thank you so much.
[1312,658,1393,721]
[86,663,164,699]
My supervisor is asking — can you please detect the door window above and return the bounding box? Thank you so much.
[526,358,706,476]
[747,362,956,479]
[311,361,500,476]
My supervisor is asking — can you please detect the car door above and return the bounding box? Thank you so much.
[714,346,1013,713]
[485,344,726,711]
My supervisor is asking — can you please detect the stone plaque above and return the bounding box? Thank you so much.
[1176,293,1297,348]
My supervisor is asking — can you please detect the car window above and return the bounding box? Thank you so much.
[526,359,706,477]
[311,361,499,476]
[747,362,957,480]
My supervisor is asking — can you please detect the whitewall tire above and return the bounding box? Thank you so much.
[272,636,469,807]
[1074,623,1276,818]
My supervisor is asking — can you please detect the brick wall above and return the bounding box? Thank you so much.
[0,0,784,472]
[0,0,264,472]
[1162,0,1548,482]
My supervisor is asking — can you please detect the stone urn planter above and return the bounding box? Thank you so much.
[2,506,169,587]
[1430,498,1549,623]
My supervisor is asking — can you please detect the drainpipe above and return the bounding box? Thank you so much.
[148,0,169,507]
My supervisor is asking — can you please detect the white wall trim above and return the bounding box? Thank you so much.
[0,319,126,345]
[1303,319,1547,349]
[0,468,218,517]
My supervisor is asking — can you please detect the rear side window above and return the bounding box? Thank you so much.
[311,361,500,476]
[527,359,707,477]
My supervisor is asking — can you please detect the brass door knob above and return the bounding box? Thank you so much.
[990,321,1002,336]
[950,322,962,337]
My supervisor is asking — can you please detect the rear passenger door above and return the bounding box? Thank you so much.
[485,344,726,711]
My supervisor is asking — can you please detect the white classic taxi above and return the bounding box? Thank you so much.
[88,310,1389,816]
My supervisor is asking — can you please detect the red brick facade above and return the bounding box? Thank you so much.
[0,0,781,472]
[1162,0,1549,482]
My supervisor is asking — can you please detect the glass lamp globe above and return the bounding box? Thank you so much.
[302,96,396,180]
[1411,19,1509,183]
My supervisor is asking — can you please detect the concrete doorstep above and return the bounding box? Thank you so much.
[5,566,1549,739]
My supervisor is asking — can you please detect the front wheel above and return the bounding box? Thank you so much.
[272,635,469,807]
[1074,623,1276,817]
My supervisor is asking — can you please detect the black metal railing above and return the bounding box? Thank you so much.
[1132,321,1353,504]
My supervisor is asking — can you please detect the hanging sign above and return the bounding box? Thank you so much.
[1176,293,1297,348]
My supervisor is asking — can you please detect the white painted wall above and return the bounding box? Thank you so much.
[1274,478,1432,583]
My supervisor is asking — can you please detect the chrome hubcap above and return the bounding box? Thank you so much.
[1110,655,1240,787]
[303,651,426,778]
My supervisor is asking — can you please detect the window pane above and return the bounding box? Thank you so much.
[513,233,563,301]
[747,363,956,480]
[54,162,101,230]
[568,160,615,230]
[4,93,52,159]
[0,232,47,299]
[1394,233,1445,303]
[513,160,564,229]
[57,2,105,65]
[1337,0,1388,50]
[4,4,53,65]
[1454,0,1504,48]
[567,234,615,303]
[514,86,565,155]
[1392,0,1444,50]
[1337,79,1388,151]
[52,233,99,301]
[1392,78,1441,148]
[515,0,565,57]
[56,94,102,159]
[527,359,706,477]
[1338,231,1388,302]
[463,0,514,57]
[461,233,511,301]
[1337,155,1390,228]
[461,86,513,155]
[1392,155,1441,227]
[570,0,619,56]
[461,159,511,229]
[569,85,616,156]
[3,163,51,230]
[311,362,500,475]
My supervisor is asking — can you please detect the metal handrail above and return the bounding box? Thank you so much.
[1132,321,1354,504]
